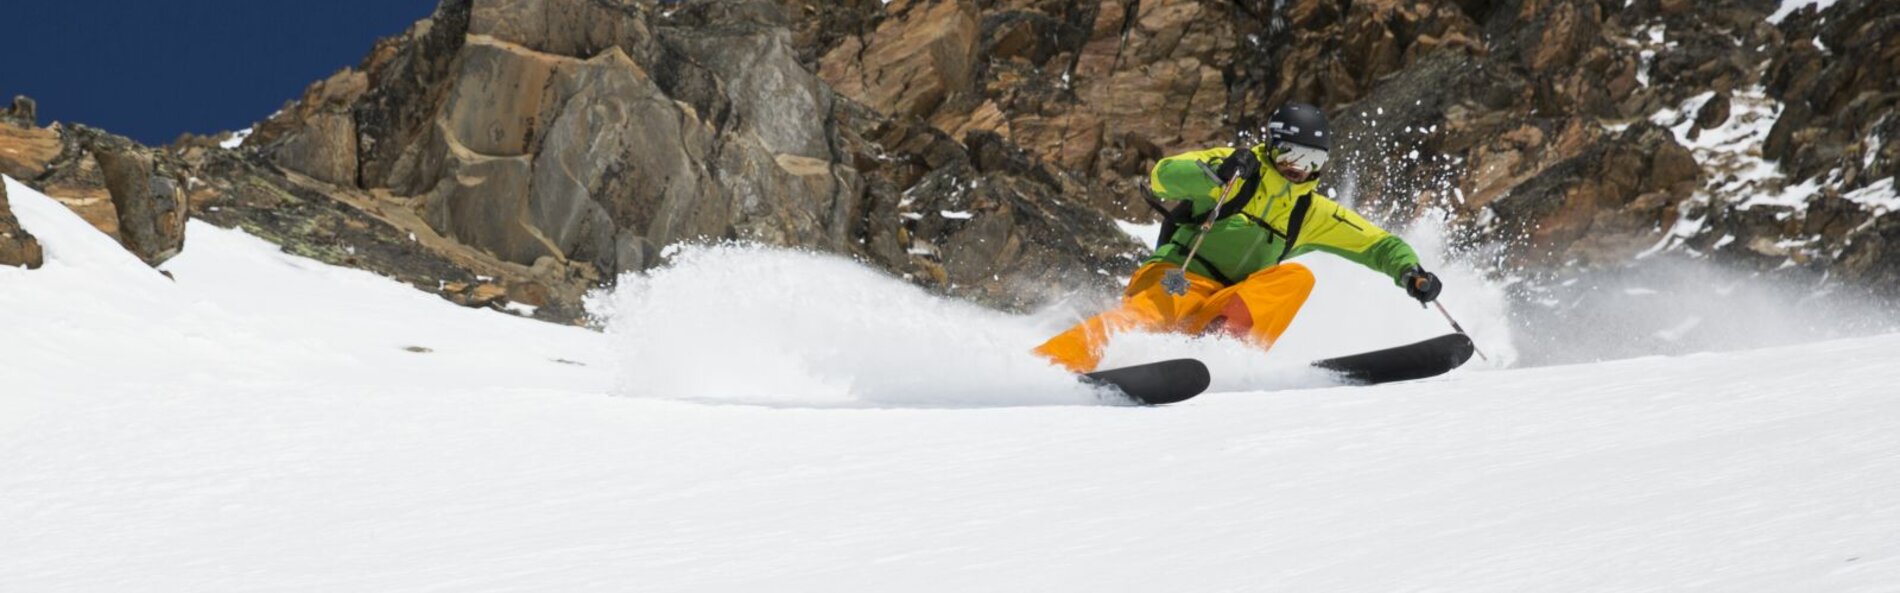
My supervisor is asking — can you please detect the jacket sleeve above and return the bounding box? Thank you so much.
[1147,147,1238,209]
[1285,194,1422,284]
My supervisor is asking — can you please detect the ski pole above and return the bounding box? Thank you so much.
[1430,299,1489,362]
[1162,162,1247,296]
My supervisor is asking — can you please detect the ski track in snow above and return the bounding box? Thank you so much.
[6,175,1900,591]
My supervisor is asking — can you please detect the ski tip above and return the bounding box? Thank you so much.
[1443,333,1476,363]
[1310,333,1476,386]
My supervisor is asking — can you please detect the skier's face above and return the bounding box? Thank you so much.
[1274,144,1328,183]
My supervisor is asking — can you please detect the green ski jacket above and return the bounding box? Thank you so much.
[1147,145,1421,286]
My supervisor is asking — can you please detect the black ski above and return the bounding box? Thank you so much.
[1311,333,1476,385]
[1082,358,1210,405]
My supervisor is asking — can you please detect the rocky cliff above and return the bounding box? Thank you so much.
[245,0,1138,318]
[3,0,1894,322]
[2,109,187,268]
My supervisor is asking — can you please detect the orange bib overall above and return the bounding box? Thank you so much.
[1034,261,1315,373]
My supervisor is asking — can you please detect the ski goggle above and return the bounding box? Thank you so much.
[1274,143,1329,179]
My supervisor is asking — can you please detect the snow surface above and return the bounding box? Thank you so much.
[1843,177,1900,214]
[218,127,253,150]
[6,175,1900,591]
[1114,218,1162,247]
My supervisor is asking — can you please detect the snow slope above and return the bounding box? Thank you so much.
[5,175,1900,592]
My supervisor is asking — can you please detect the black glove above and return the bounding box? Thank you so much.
[1400,266,1442,304]
[1214,146,1263,185]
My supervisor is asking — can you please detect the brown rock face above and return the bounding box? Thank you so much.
[409,37,638,268]
[33,130,124,239]
[6,121,189,266]
[1483,122,1699,266]
[467,0,659,60]
[253,69,367,185]
[1524,1,1602,74]
[821,0,980,122]
[0,178,45,269]
[0,119,61,180]
[256,0,684,278]
[225,0,1136,318]
[89,137,188,265]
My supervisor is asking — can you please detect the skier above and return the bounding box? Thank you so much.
[1035,103,1444,373]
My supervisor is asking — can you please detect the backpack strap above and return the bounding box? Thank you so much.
[1140,185,1198,249]
[1276,192,1314,264]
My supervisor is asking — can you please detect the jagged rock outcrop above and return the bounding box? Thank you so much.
[820,0,980,126]
[2,95,36,128]
[336,0,853,275]
[0,97,60,181]
[237,0,1136,317]
[89,133,189,265]
[253,69,366,186]
[29,128,125,239]
[0,178,45,269]
[1,117,189,265]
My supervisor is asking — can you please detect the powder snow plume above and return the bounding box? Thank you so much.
[593,245,1105,407]
[593,230,1519,406]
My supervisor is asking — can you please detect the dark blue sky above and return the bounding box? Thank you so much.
[2,1,437,146]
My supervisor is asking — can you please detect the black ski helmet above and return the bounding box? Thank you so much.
[1267,102,1331,152]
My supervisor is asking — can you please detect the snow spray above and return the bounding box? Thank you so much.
[593,244,1107,407]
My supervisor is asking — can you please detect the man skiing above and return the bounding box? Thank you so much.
[1035,103,1444,373]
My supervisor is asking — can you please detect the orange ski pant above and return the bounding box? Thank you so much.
[1034,261,1315,373]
